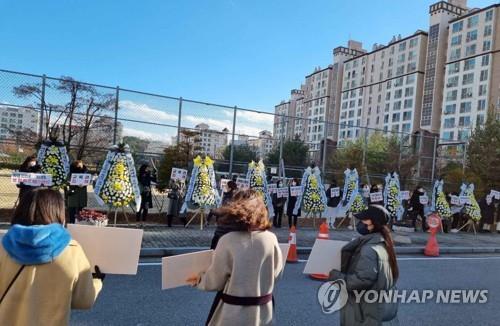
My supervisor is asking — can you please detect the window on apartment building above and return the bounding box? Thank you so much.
[358,98,363,106]
[387,80,392,89]
[386,92,391,100]
[342,92,348,100]
[482,54,490,66]
[449,62,460,74]
[462,73,474,85]
[480,69,488,82]
[390,46,395,55]
[476,114,485,127]
[391,124,399,133]
[443,131,455,140]
[397,66,405,75]
[379,72,383,81]
[444,118,456,128]
[403,111,412,121]
[398,53,405,63]
[396,77,404,87]
[466,30,477,42]
[341,111,347,119]
[478,84,488,96]
[445,104,457,115]
[404,87,414,97]
[486,10,493,22]
[392,113,401,122]
[357,109,362,117]
[383,126,389,132]
[408,50,416,61]
[387,69,393,79]
[388,58,393,67]
[484,25,492,37]
[385,103,390,112]
[410,38,418,48]
[368,97,372,104]
[402,123,411,133]
[394,89,403,99]
[342,102,348,109]
[404,99,413,109]
[406,74,416,84]
[460,102,472,113]
[451,35,462,46]
[467,15,479,28]
[458,130,470,141]
[378,83,382,92]
[447,90,458,101]
[399,42,406,51]
[376,116,380,124]
[348,110,355,118]
[478,99,486,111]
[369,86,373,94]
[407,62,417,72]
[353,60,358,67]
[377,94,382,103]
[464,58,475,71]
[450,48,461,60]
[384,114,389,123]
[452,21,463,33]
[447,76,459,87]
[465,44,476,56]
[483,40,491,51]
[459,116,471,127]
[359,88,364,96]
[461,87,473,99]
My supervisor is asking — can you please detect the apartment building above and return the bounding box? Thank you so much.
[440,4,500,151]
[248,130,274,159]
[338,31,428,143]
[0,105,39,139]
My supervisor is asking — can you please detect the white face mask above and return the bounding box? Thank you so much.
[291,182,296,186]
[28,161,36,167]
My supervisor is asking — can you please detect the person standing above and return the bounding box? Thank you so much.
[0,188,104,325]
[409,186,427,231]
[222,181,237,205]
[369,184,384,206]
[16,155,41,202]
[272,180,287,228]
[67,160,88,224]
[326,180,343,228]
[167,183,185,227]
[187,190,284,326]
[329,205,399,326]
[287,179,300,228]
[136,164,156,227]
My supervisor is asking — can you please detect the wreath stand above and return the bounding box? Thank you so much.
[185,208,207,230]
[304,211,322,228]
[109,206,131,227]
[456,218,477,236]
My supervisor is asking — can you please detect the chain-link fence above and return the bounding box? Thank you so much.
[0,68,470,210]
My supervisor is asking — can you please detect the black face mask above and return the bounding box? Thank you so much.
[356,221,371,235]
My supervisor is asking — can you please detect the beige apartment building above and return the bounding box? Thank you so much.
[275,0,498,165]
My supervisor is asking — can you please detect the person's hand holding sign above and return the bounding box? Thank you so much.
[185,273,200,286]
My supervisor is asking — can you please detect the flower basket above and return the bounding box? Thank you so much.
[76,210,109,227]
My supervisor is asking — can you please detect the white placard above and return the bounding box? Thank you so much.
[220,178,229,192]
[270,167,277,175]
[170,168,188,182]
[303,239,347,275]
[25,173,53,187]
[490,190,500,200]
[279,243,290,262]
[419,195,429,205]
[162,250,214,290]
[70,173,92,186]
[67,224,143,275]
[400,191,410,200]
[370,191,383,203]
[450,195,461,206]
[459,196,471,205]
[277,187,289,198]
[486,195,493,205]
[11,172,30,184]
[267,183,278,194]
[330,187,340,198]
[290,186,303,197]
[236,177,250,190]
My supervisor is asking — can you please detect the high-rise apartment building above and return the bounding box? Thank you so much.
[0,105,39,139]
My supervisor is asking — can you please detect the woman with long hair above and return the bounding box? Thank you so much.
[0,188,103,325]
[329,205,399,325]
[187,189,284,325]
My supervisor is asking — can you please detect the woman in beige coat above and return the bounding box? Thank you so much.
[0,188,103,326]
[187,190,284,326]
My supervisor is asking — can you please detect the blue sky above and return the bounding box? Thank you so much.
[0,0,494,141]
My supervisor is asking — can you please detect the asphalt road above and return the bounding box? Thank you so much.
[71,255,500,326]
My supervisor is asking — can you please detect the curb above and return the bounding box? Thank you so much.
[140,246,500,257]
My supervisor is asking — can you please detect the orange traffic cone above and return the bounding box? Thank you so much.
[310,222,330,280]
[287,226,298,263]
[424,214,440,257]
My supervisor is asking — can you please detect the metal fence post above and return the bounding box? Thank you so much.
[431,135,438,186]
[362,128,368,182]
[278,114,285,179]
[321,120,328,174]
[228,106,237,177]
[113,86,119,144]
[38,75,46,141]
[176,97,183,145]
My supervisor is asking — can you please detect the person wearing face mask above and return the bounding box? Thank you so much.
[136,163,157,227]
[16,155,42,202]
[409,186,427,231]
[329,205,399,325]
[67,160,89,224]
[271,180,287,228]
[286,178,300,227]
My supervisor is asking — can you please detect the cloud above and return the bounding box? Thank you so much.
[119,100,178,123]
[122,127,172,143]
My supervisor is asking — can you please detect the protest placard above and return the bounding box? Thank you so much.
[162,250,214,289]
[400,191,410,200]
[170,168,188,182]
[24,174,53,187]
[303,240,347,275]
[419,195,429,205]
[490,190,500,200]
[277,187,289,198]
[220,178,230,192]
[236,177,250,190]
[459,196,471,205]
[450,195,461,206]
[330,187,340,198]
[267,183,277,194]
[67,224,143,275]
[370,191,383,203]
[290,186,302,197]
[70,173,93,186]
[11,172,31,184]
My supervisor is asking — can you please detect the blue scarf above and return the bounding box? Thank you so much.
[2,223,71,265]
